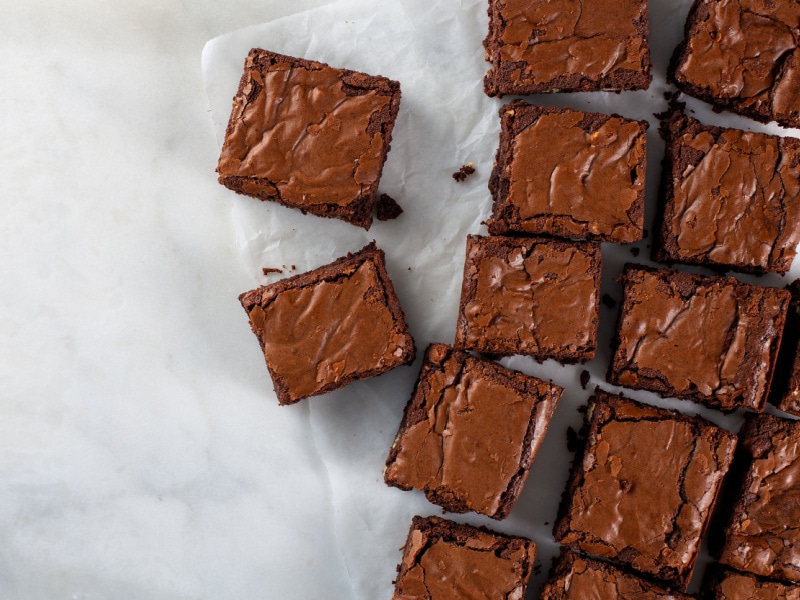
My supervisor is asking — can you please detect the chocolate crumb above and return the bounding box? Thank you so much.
[262,267,283,275]
[580,370,591,390]
[630,247,640,257]
[601,294,617,309]
[566,427,579,453]
[452,163,475,182]
[376,193,404,221]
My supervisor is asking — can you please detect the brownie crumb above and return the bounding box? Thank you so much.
[580,369,591,390]
[630,247,640,257]
[566,427,579,453]
[262,267,283,275]
[376,193,404,221]
[601,294,617,309]
[452,163,475,182]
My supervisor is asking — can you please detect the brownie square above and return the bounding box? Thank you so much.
[216,49,401,229]
[455,235,601,363]
[483,0,652,97]
[703,564,800,599]
[541,549,695,599]
[717,413,800,582]
[670,0,800,129]
[608,264,790,412]
[384,343,563,520]
[771,280,800,416]
[553,390,737,590]
[488,102,648,244]
[654,111,800,274]
[392,515,536,600]
[239,242,415,405]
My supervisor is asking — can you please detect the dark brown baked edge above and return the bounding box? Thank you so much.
[394,515,536,592]
[607,263,790,412]
[454,234,602,363]
[553,389,737,590]
[652,110,800,274]
[239,242,415,405]
[668,0,800,130]
[770,279,800,415]
[217,48,402,230]
[488,100,648,243]
[384,343,563,519]
[483,0,652,97]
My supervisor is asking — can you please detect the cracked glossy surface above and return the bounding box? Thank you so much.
[554,392,737,589]
[384,344,562,519]
[706,566,800,599]
[673,0,800,127]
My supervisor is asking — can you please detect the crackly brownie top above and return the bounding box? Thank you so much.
[673,0,800,126]
[556,391,737,587]
[496,0,650,86]
[541,550,694,599]
[720,414,800,581]
[217,49,394,208]
[705,565,800,600]
[393,516,535,600]
[611,265,789,411]
[492,103,646,242]
[385,344,562,518]
[457,235,600,359]
[660,113,800,273]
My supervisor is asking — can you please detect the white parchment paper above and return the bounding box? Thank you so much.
[202,1,800,596]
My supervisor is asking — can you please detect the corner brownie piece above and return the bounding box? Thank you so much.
[772,280,800,416]
[384,344,563,520]
[392,515,536,600]
[670,0,800,128]
[488,102,648,244]
[217,49,401,229]
[554,390,737,590]
[483,0,652,97]
[717,413,800,582]
[654,111,800,274]
[703,564,800,599]
[541,549,695,599]
[239,242,414,405]
[455,235,601,363]
[608,264,790,412]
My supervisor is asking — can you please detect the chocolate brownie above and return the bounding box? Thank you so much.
[488,101,648,243]
[554,390,737,590]
[703,564,800,599]
[670,0,800,128]
[217,49,401,229]
[608,264,790,412]
[239,242,415,405]
[483,0,652,96]
[717,413,800,582]
[654,111,800,274]
[384,344,563,520]
[455,235,601,363]
[772,280,800,416]
[541,549,695,599]
[392,515,536,600]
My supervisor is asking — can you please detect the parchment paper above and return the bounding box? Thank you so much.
[202,1,800,597]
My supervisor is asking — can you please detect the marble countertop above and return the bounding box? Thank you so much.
[4,1,800,599]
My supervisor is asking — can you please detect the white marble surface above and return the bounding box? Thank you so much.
[4,1,800,599]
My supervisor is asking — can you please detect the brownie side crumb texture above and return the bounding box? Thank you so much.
[376,193,404,221]
[239,242,415,405]
[607,264,790,412]
[670,0,800,128]
[484,0,652,97]
[771,279,800,416]
[488,101,647,243]
[541,548,695,599]
[702,564,800,600]
[454,234,602,363]
[384,343,563,520]
[217,49,401,229]
[717,413,800,583]
[553,390,737,590]
[653,110,800,274]
[392,515,536,600]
